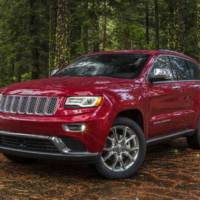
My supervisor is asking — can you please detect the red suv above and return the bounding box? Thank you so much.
[0,50,199,179]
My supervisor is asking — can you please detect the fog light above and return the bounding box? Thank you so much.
[62,124,86,132]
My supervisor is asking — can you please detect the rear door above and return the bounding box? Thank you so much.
[186,61,200,127]
[147,56,187,137]
[169,56,197,130]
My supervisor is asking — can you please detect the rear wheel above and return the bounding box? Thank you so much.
[4,153,35,164]
[187,119,200,149]
[96,117,146,179]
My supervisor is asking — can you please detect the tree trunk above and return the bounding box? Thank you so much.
[102,0,107,50]
[167,0,176,49]
[91,0,100,51]
[82,1,89,53]
[145,1,149,46]
[180,0,199,57]
[154,0,160,49]
[54,0,71,68]
[30,0,40,79]
[48,0,57,73]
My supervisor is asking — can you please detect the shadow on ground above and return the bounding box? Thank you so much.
[0,138,199,200]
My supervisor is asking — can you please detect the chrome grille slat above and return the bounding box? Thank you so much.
[12,96,20,113]
[36,97,47,114]
[0,96,6,111]
[0,95,57,116]
[27,97,38,114]
[47,97,57,115]
[5,96,13,112]
[19,96,29,113]
[8,96,14,112]
[3,96,9,112]
[10,96,16,113]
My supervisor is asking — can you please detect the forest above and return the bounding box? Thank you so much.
[0,0,199,86]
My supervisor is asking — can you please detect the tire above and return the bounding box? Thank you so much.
[187,119,200,149]
[4,153,35,164]
[95,117,146,179]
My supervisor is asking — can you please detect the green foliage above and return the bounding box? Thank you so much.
[0,0,200,86]
[0,0,49,85]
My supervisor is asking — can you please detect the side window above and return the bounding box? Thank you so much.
[149,56,174,81]
[169,57,191,80]
[186,61,200,80]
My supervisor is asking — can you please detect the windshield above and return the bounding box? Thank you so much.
[54,54,149,79]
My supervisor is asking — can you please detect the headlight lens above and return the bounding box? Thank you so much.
[65,96,103,108]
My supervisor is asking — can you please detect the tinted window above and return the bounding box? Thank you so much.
[169,57,191,80]
[54,54,149,79]
[150,56,174,81]
[186,61,200,80]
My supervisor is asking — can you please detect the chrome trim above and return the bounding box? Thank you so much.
[0,130,70,154]
[146,129,195,145]
[0,146,99,159]
[172,85,181,89]
[0,130,50,139]
[45,97,58,116]
[3,96,8,112]
[189,84,200,88]
[10,95,16,113]
[51,136,70,153]
[62,124,86,133]
[151,80,200,84]
[0,130,98,157]
[26,96,38,115]
[0,95,58,116]
[153,119,171,125]
[157,53,195,63]
[35,97,47,115]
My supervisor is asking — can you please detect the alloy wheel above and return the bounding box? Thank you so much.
[101,125,139,172]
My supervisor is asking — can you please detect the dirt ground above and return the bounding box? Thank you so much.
[0,138,199,200]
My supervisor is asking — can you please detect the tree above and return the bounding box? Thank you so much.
[54,0,71,67]
[145,0,150,46]
[0,0,200,86]
[0,0,49,85]
[154,0,160,49]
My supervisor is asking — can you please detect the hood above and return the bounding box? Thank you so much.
[2,76,131,96]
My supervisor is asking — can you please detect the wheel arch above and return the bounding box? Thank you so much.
[115,109,144,131]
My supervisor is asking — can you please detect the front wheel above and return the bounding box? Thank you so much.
[95,117,146,179]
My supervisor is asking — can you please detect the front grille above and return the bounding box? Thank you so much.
[0,135,59,153]
[0,95,58,116]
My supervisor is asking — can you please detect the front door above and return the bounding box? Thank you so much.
[146,56,188,138]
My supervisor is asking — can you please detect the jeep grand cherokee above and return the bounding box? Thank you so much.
[0,50,199,179]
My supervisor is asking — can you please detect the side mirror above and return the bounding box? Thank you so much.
[50,68,59,76]
[149,68,170,83]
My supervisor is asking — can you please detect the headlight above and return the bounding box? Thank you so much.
[65,96,103,108]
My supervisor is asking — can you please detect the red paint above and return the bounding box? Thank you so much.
[0,50,199,153]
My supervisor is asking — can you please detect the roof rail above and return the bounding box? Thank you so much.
[158,49,181,54]
[158,49,197,61]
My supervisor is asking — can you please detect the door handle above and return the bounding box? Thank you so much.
[172,86,181,90]
[189,84,200,88]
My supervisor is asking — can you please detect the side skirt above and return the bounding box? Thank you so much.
[146,129,195,146]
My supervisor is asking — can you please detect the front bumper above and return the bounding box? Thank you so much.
[0,110,113,152]
[0,131,99,162]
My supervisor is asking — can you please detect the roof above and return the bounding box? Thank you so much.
[87,50,158,55]
[87,49,196,62]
